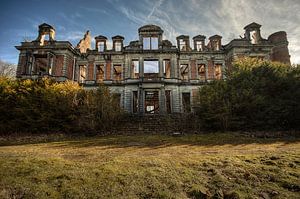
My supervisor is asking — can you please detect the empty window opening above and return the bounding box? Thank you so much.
[144,60,159,79]
[96,64,104,82]
[198,64,206,81]
[143,37,158,50]
[113,65,122,81]
[145,91,159,114]
[113,93,121,108]
[212,40,220,51]
[182,93,191,113]
[115,42,122,51]
[165,90,171,113]
[215,64,222,79]
[49,57,54,75]
[34,55,48,75]
[196,41,203,51]
[250,30,259,44]
[131,60,139,78]
[133,91,138,113]
[79,65,86,83]
[180,64,189,81]
[179,39,187,51]
[97,42,105,52]
[163,59,171,78]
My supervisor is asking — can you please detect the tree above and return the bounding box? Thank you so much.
[0,60,16,78]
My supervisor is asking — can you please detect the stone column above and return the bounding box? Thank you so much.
[139,57,144,78]
[159,57,163,78]
[138,85,144,115]
[159,86,166,114]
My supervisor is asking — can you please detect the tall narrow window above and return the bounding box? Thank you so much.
[132,60,139,78]
[115,42,122,51]
[165,90,171,113]
[133,91,138,113]
[151,37,158,49]
[97,42,105,52]
[215,64,222,79]
[96,64,104,82]
[180,64,189,81]
[196,41,203,51]
[143,37,151,50]
[163,59,171,78]
[113,65,122,81]
[79,65,86,83]
[198,64,206,81]
[182,93,191,113]
[179,39,186,51]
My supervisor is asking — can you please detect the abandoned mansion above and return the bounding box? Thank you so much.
[16,22,290,114]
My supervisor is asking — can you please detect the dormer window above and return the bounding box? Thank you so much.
[179,39,186,51]
[143,37,158,50]
[97,42,105,52]
[115,42,122,51]
[196,41,203,51]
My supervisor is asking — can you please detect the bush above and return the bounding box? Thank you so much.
[194,58,300,131]
[0,78,123,135]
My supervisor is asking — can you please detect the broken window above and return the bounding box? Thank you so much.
[34,54,48,75]
[196,41,203,51]
[180,64,189,81]
[215,64,222,79]
[198,64,206,81]
[96,64,104,82]
[145,91,159,114]
[97,42,105,52]
[131,60,139,78]
[113,93,121,108]
[49,56,54,75]
[143,37,158,50]
[250,30,259,44]
[163,59,171,78]
[79,65,86,83]
[144,60,159,79]
[212,40,220,51]
[113,65,122,81]
[182,93,191,113]
[115,42,122,51]
[179,39,187,51]
[133,91,138,113]
[165,90,171,113]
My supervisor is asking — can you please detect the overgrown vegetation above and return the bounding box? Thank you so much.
[0,78,123,135]
[194,58,300,131]
[0,133,299,198]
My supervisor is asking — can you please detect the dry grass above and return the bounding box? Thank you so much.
[0,133,299,198]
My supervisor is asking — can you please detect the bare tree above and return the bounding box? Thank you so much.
[0,60,16,78]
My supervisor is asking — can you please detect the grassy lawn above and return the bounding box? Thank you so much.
[0,133,299,199]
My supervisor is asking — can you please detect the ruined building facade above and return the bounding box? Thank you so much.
[16,22,290,114]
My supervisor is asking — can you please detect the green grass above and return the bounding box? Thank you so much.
[0,133,299,199]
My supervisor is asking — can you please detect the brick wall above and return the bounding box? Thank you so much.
[54,55,64,76]
[17,56,27,76]
[105,61,111,80]
[190,59,197,79]
[207,59,214,79]
[88,61,94,80]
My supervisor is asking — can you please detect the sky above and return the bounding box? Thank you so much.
[0,0,299,64]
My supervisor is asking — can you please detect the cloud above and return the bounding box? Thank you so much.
[115,0,300,64]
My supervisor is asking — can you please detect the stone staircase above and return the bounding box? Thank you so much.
[112,114,200,134]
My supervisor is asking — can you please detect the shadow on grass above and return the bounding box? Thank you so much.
[45,132,300,150]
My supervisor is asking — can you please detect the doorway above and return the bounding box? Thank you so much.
[145,91,159,114]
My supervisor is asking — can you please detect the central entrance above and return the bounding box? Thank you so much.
[145,91,159,114]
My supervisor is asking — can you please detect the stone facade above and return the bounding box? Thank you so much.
[15,22,291,114]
